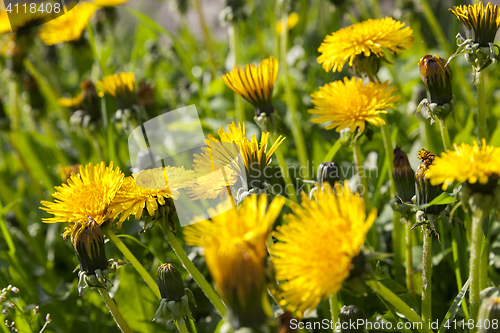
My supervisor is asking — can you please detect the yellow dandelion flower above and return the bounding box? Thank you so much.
[92,0,127,6]
[184,194,285,328]
[271,181,377,316]
[426,139,500,192]
[222,57,279,116]
[450,2,500,47]
[189,122,285,199]
[39,2,97,45]
[109,166,194,227]
[97,72,136,108]
[317,17,413,73]
[309,77,399,133]
[40,162,124,237]
[276,12,299,34]
[59,94,83,110]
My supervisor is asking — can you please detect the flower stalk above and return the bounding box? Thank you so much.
[161,225,226,316]
[469,205,488,327]
[105,229,161,300]
[476,69,487,141]
[329,294,339,329]
[366,280,431,333]
[228,23,245,123]
[98,288,133,333]
[421,222,433,326]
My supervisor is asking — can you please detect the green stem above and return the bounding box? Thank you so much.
[273,135,299,202]
[366,280,431,333]
[175,321,189,333]
[452,226,470,319]
[438,118,452,151]
[105,229,161,300]
[329,294,339,331]
[405,217,415,300]
[193,0,217,77]
[162,226,226,316]
[421,224,432,326]
[480,240,488,291]
[476,69,487,142]
[353,139,377,249]
[98,288,133,333]
[228,22,245,123]
[281,13,309,180]
[469,206,487,326]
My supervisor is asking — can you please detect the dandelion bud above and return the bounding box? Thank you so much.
[23,75,46,116]
[415,149,446,215]
[339,305,364,333]
[419,55,453,106]
[393,147,415,203]
[154,264,195,326]
[70,219,110,294]
[80,80,101,121]
[137,82,156,118]
[478,294,500,333]
[353,54,381,82]
[157,264,185,302]
[279,311,298,333]
[317,162,340,187]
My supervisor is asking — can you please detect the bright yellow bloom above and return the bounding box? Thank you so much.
[40,162,124,237]
[97,72,135,98]
[309,77,399,133]
[92,0,127,6]
[450,2,500,46]
[427,139,500,190]
[59,94,83,109]
[276,12,299,34]
[39,3,97,45]
[189,122,284,199]
[222,57,279,113]
[317,17,413,73]
[184,194,285,327]
[272,181,377,316]
[109,166,194,227]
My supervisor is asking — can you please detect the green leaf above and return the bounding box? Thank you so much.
[113,266,163,332]
[437,278,470,333]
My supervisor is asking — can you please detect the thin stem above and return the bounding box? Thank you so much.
[161,226,226,316]
[438,118,452,151]
[98,288,133,333]
[329,294,339,331]
[228,23,245,123]
[193,0,217,77]
[175,321,189,333]
[452,226,470,319]
[273,134,299,202]
[281,12,310,180]
[476,69,487,142]
[105,229,161,300]
[405,217,416,300]
[353,139,377,249]
[421,224,432,326]
[480,239,489,291]
[469,206,487,326]
[366,280,431,333]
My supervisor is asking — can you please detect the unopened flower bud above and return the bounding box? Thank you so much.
[157,264,185,302]
[339,305,364,333]
[393,147,415,203]
[353,54,381,82]
[415,149,446,215]
[419,55,453,106]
